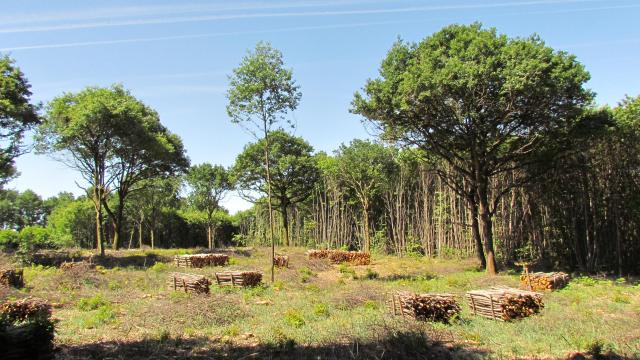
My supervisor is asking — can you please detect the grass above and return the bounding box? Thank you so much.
[2,246,639,359]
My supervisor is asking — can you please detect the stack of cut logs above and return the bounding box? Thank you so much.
[167,272,211,294]
[466,287,544,321]
[391,291,460,323]
[0,297,55,360]
[520,272,570,291]
[0,268,24,288]
[214,271,262,287]
[174,254,229,268]
[274,255,289,268]
[307,250,371,265]
[60,261,95,272]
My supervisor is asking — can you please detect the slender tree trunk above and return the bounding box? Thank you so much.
[207,224,213,249]
[362,198,371,253]
[281,204,290,247]
[150,229,155,249]
[477,178,497,275]
[468,196,487,269]
[93,183,105,257]
[138,213,143,248]
[263,123,276,283]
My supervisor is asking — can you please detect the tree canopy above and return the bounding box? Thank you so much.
[0,54,40,184]
[352,23,593,273]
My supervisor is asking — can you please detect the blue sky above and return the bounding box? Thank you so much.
[2,0,638,213]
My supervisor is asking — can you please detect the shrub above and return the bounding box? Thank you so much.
[77,294,109,311]
[299,267,316,283]
[80,305,116,328]
[0,229,19,251]
[18,226,57,253]
[338,263,357,279]
[363,268,379,280]
[313,303,329,317]
[283,309,305,328]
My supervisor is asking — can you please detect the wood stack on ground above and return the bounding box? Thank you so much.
[0,268,24,288]
[466,287,544,321]
[167,272,211,294]
[0,297,55,360]
[520,272,570,291]
[391,291,460,323]
[307,249,371,265]
[60,261,95,272]
[274,255,289,268]
[174,254,229,268]
[214,271,262,287]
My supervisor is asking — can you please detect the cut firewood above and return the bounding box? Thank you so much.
[274,255,289,268]
[214,271,262,287]
[0,297,55,360]
[466,287,544,321]
[519,272,570,291]
[167,272,211,294]
[174,254,229,268]
[391,291,460,323]
[307,249,370,265]
[0,268,24,288]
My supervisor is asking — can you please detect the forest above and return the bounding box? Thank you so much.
[2,24,639,276]
[1,23,639,359]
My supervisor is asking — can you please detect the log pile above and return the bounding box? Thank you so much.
[174,254,229,268]
[214,271,262,287]
[307,250,371,265]
[0,297,55,360]
[274,255,289,268]
[0,268,24,288]
[466,287,544,321]
[60,261,95,272]
[520,272,570,291]
[391,291,460,323]
[167,272,211,294]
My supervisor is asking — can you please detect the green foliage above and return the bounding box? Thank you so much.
[77,305,116,328]
[226,41,301,130]
[363,268,379,280]
[0,229,19,251]
[298,267,316,283]
[77,294,110,311]
[338,263,357,279]
[46,198,95,248]
[18,226,56,253]
[313,303,329,317]
[0,55,40,183]
[283,309,305,328]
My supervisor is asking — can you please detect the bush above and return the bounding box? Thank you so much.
[77,294,109,311]
[0,229,19,251]
[283,309,305,328]
[18,226,56,253]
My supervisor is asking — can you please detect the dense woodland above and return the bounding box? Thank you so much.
[1,24,639,275]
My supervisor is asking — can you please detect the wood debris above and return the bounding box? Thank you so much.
[391,291,460,323]
[214,271,262,287]
[274,255,289,268]
[466,287,544,321]
[174,254,229,268]
[167,272,211,294]
[0,269,24,288]
[307,249,371,265]
[520,272,570,291]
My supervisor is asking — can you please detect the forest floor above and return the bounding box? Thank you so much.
[2,247,639,359]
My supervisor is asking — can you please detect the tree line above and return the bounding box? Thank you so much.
[0,24,638,275]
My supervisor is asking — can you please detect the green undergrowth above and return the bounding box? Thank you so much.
[4,246,639,358]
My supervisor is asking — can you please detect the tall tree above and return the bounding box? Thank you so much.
[100,99,188,249]
[37,85,187,254]
[226,41,301,282]
[0,55,40,185]
[352,24,592,273]
[327,140,397,252]
[185,163,233,249]
[233,130,320,246]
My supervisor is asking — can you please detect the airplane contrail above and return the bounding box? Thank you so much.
[0,0,612,34]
